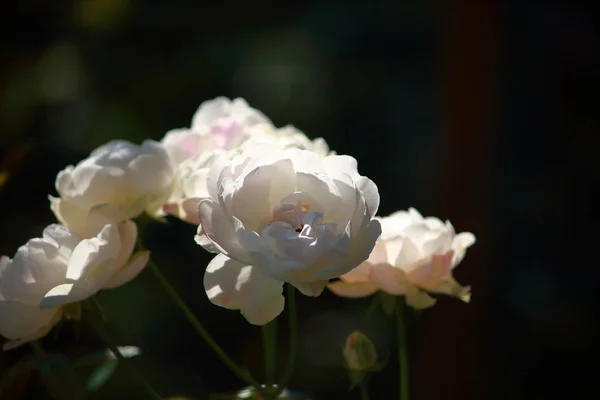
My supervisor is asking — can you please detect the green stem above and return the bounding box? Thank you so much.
[395,301,410,400]
[360,383,370,400]
[273,285,297,398]
[146,258,262,394]
[87,300,162,400]
[91,296,107,322]
[261,320,277,386]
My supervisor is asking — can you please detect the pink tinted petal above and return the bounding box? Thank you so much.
[340,262,372,283]
[404,251,454,290]
[162,203,179,216]
[181,198,202,224]
[180,134,203,157]
[383,236,404,266]
[210,119,244,148]
[366,240,388,265]
[369,263,411,295]
[327,280,378,298]
[393,238,422,269]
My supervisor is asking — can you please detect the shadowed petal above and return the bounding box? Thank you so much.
[327,280,378,298]
[203,254,285,325]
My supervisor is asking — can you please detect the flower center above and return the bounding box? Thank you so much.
[270,201,310,233]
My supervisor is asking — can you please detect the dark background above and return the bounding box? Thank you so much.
[0,0,598,399]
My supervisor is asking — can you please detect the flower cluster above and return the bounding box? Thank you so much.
[0,97,475,350]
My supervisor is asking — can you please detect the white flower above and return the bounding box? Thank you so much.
[160,99,333,224]
[162,150,224,224]
[50,140,175,236]
[242,123,333,157]
[163,126,333,225]
[0,223,148,350]
[198,149,381,324]
[161,97,272,167]
[328,208,475,309]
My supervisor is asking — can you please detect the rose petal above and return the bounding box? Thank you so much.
[111,221,138,270]
[451,232,476,268]
[293,280,328,297]
[203,254,285,325]
[65,225,119,282]
[430,277,471,303]
[0,301,61,350]
[356,176,379,219]
[369,263,411,296]
[198,200,252,264]
[340,262,373,284]
[405,290,437,309]
[327,280,378,298]
[103,251,150,289]
[404,251,454,290]
[40,283,76,308]
[323,155,360,181]
[231,159,295,232]
[194,225,219,253]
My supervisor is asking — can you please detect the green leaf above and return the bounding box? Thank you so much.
[73,346,141,368]
[85,359,118,392]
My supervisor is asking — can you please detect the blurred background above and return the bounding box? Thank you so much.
[0,0,599,399]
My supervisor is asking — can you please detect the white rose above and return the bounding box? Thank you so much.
[163,125,334,224]
[160,98,333,224]
[0,222,148,350]
[198,149,381,324]
[50,139,175,236]
[162,150,224,224]
[328,208,475,309]
[161,97,272,167]
[242,123,333,157]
